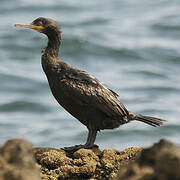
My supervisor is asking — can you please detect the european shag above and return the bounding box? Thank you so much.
[15,17,166,151]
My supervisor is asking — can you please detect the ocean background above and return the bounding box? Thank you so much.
[0,0,180,149]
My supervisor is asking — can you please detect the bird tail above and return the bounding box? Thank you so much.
[132,114,166,127]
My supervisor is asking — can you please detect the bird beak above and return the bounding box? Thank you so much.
[14,24,44,31]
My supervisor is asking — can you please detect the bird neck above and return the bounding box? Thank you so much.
[41,31,62,71]
[45,31,62,58]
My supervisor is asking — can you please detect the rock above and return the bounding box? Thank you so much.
[33,146,142,180]
[115,139,180,180]
[2,138,179,180]
[0,139,41,180]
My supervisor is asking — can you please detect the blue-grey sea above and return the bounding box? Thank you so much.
[0,0,180,149]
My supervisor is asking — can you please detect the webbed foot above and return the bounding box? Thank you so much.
[61,144,98,152]
[61,129,98,153]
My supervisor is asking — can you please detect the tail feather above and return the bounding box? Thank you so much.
[133,114,166,127]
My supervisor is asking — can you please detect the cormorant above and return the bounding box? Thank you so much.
[15,17,166,151]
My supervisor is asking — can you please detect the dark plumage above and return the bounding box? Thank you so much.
[15,17,166,151]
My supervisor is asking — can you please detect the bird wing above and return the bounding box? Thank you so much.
[59,66,129,118]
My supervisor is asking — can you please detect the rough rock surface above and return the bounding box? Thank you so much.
[34,146,142,180]
[0,139,40,180]
[115,139,180,180]
[1,138,179,180]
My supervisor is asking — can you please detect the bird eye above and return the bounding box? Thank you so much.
[42,20,46,25]
[38,21,43,25]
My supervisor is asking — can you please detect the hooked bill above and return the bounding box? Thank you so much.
[14,24,27,28]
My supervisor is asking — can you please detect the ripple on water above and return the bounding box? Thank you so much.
[0,0,180,148]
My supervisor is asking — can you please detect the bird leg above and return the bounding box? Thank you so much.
[85,129,97,146]
[62,129,97,152]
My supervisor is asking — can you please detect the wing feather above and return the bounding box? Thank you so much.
[59,67,129,118]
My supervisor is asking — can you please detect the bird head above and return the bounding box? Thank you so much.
[15,17,61,36]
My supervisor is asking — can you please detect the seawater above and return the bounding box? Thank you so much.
[0,0,180,149]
